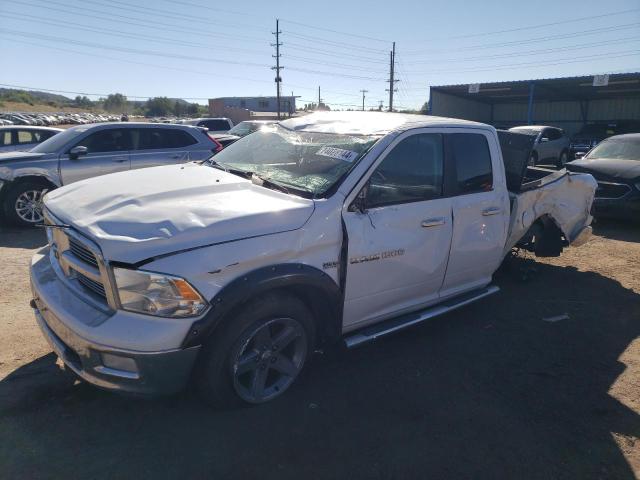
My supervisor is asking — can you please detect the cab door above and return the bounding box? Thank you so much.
[342,131,453,331]
[60,127,131,185]
[439,131,509,298]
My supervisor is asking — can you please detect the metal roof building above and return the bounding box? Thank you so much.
[429,72,640,135]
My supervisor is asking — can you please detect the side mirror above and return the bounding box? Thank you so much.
[349,183,369,213]
[69,146,88,160]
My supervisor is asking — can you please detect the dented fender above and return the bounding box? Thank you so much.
[505,171,597,255]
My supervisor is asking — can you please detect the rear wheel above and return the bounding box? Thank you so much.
[3,182,51,227]
[196,293,315,408]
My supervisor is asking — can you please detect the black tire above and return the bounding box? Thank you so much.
[3,181,51,227]
[195,292,316,408]
[557,151,568,168]
[528,151,538,167]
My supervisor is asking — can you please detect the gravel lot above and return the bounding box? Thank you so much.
[0,220,638,479]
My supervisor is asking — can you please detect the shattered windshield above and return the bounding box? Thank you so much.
[208,124,379,197]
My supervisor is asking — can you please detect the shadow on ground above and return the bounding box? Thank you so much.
[593,218,640,243]
[1,259,639,479]
[0,224,46,249]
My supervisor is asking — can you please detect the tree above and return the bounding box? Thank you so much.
[74,95,93,108]
[420,101,430,114]
[145,97,173,117]
[103,93,127,112]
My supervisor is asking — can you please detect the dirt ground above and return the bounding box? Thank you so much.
[0,220,638,479]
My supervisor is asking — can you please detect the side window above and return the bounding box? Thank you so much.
[1,131,12,146]
[450,133,493,194]
[165,129,198,148]
[547,129,562,141]
[137,128,167,150]
[17,131,36,144]
[76,129,131,153]
[367,133,444,208]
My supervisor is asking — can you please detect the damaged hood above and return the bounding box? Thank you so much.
[567,158,640,182]
[44,163,314,263]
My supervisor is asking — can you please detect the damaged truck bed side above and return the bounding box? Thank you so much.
[30,112,596,406]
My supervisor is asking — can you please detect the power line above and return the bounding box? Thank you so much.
[280,19,390,44]
[284,31,389,54]
[397,35,640,65]
[403,22,640,54]
[2,11,271,57]
[451,7,640,39]
[17,0,268,44]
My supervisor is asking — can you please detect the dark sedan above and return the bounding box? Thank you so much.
[567,133,640,220]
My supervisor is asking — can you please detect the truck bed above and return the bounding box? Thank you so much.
[497,130,597,255]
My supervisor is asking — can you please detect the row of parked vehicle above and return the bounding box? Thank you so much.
[0,111,122,126]
[506,120,640,167]
[0,116,637,227]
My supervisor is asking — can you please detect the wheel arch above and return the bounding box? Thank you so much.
[182,264,343,349]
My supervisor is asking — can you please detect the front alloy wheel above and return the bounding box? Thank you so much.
[231,317,307,403]
[15,189,46,224]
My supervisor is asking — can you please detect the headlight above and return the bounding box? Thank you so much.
[113,267,207,318]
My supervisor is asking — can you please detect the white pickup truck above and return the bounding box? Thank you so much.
[30,112,596,406]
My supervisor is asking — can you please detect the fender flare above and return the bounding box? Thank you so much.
[182,263,343,348]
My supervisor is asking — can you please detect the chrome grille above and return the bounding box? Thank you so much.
[74,269,107,299]
[68,237,99,268]
[595,181,631,200]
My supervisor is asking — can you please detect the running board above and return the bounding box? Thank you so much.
[344,285,500,348]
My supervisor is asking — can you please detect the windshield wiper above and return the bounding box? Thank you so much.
[208,160,253,179]
[251,174,313,198]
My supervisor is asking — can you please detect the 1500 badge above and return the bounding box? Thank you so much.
[349,249,405,265]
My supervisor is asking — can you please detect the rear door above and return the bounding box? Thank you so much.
[59,128,132,184]
[342,131,453,330]
[439,131,509,298]
[129,128,198,169]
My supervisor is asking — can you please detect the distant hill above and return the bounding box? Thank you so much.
[0,88,73,105]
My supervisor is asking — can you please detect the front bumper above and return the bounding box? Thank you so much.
[592,193,640,220]
[30,248,201,395]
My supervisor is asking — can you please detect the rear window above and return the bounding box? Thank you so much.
[200,120,230,131]
[450,133,493,194]
[17,131,36,144]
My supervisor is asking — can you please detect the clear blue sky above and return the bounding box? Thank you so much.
[1,0,639,110]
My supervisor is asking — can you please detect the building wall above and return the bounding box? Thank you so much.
[432,90,640,137]
[211,96,297,113]
[430,91,491,122]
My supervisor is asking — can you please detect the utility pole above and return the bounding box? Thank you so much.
[386,41,399,112]
[271,19,283,119]
[359,89,368,111]
[318,86,321,108]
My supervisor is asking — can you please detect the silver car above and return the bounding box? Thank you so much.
[0,126,63,152]
[509,125,570,168]
[0,122,217,226]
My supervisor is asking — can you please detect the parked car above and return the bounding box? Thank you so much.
[30,112,596,407]
[569,121,640,159]
[508,125,570,167]
[184,117,234,134]
[209,120,278,149]
[567,133,640,220]
[0,126,62,152]
[0,122,219,226]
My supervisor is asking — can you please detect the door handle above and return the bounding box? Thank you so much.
[112,157,127,163]
[421,217,446,228]
[482,207,502,216]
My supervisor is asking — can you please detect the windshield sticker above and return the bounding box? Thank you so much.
[316,146,359,163]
